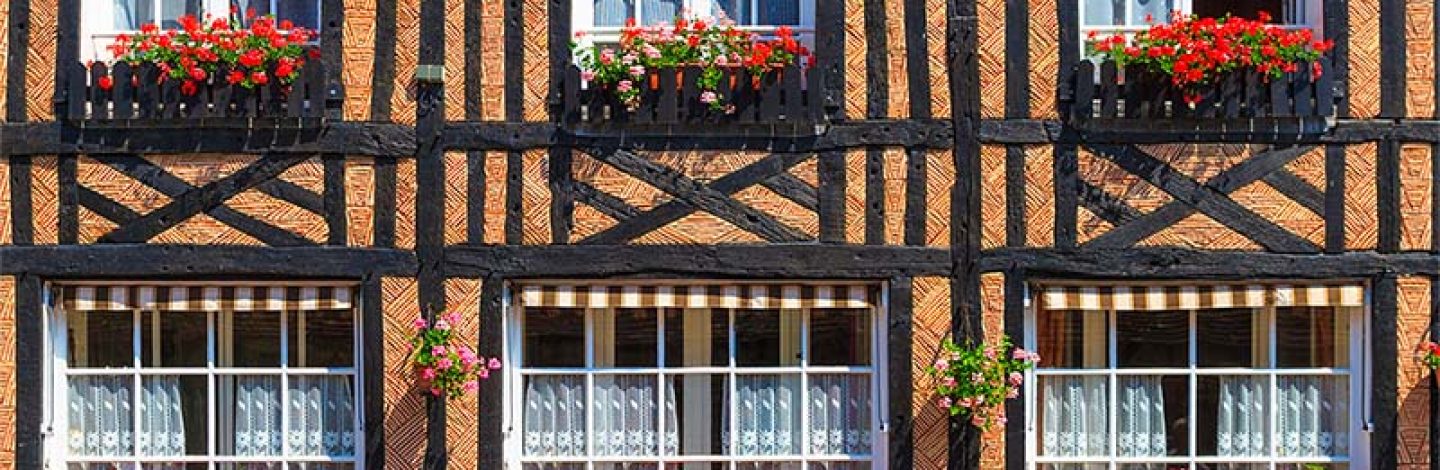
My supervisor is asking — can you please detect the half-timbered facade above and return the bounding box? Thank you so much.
[0,0,1436,468]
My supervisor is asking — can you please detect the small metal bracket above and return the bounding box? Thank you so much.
[415,64,445,84]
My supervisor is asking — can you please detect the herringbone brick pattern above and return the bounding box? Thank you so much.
[382,277,426,469]
[883,147,908,244]
[979,273,1006,468]
[977,0,1006,118]
[1397,277,1431,469]
[1027,0,1058,119]
[397,157,418,249]
[0,159,10,244]
[1346,143,1380,250]
[912,276,950,470]
[521,150,551,244]
[445,278,483,469]
[926,150,953,247]
[0,277,14,470]
[347,156,378,247]
[30,156,57,244]
[521,0,549,121]
[1400,144,1433,250]
[1349,0,1381,118]
[844,0,866,118]
[0,0,9,122]
[479,0,506,120]
[1025,146,1055,247]
[845,149,866,243]
[925,0,948,118]
[24,0,55,121]
[980,145,1006,249]
[445,152,469,245]
[1407,0,1435,118]
[444,0,466,121]
[342,0,378,120]
[484,152,508,244]
[391,0,420,125]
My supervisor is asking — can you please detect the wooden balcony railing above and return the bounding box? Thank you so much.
[557,63,830,127]
[1068,58,1337,125]
[61,61,336,126]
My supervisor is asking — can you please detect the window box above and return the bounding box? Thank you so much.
[61,60,337,127]
[560,63,829,128]
[1067,58,1338,125]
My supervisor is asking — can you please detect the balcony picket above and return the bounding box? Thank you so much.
[560,63,825,127]
[1069,57,1337,124]
[62,60,331,127]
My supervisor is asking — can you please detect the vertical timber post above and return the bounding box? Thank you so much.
[416,0,447,463]
[947,0,982,466]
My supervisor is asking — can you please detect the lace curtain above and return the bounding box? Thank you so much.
[1216,376,1267,456]
[1277,375,1348,457]
[713,0,799,25]
[68,376,135,457]
[1116,376,1167,457]
[807,374,871,455]
[733,375,800,455]
[1041,375,1108,457]
[524,375,588,456]
[593,0,680,26]
[592,375,678,456]
[288,376,357,456]
[139,376,187,456]
[233,376,283,455]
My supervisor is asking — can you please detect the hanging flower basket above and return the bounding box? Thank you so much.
[925,335,1038,430]
[411,311,502,399]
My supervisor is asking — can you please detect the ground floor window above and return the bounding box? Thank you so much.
[1026,282,1367,470]
[507,283,886,469]
[47,284,362,469]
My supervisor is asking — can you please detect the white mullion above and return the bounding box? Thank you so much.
[1268,304,1279,469]
[728,308,738,470]
[281,307,292,461]
[133,309,143,467]
[207,310,217,468]
[584,308,595,470]
[1024,292,1037,470]
[657,308,667,462]
[1107,308,1117,466]
[1187,309,1197,464]
[798,308,809,467]
[354,300,366,470]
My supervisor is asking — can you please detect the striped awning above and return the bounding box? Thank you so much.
[1038,283,1365,311]
[518,284,878,309]
[59,285,356,312]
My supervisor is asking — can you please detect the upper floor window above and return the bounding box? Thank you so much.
[1080,0,1322,41]
[572,0,814,43]
[82,0,321,62]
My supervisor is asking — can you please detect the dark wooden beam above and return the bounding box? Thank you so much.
[373,156,398,247]
[466,151,486,244]
[1054,143,1078,249]
[977,120,1440,145]
[13,274,42,468]
[0,245,417,276]
[759,172,819,212]
[1372,274,1399,470]
[9,154,32,244]
[446,244,952,278]
[323,154,347,245]
[58,154,78,244]
[463,0,483,121]
[1055,0,1079,118]
[818,150,847,243]
[1002,270,1026,470]
[549,148,573,244]
[54,0,78,120]
[1379,138,1401,252]
[570,180,640,222]
[4,122,418,156]
[816,0,845,119]
[1005,145,1026,246]
[503,0,523,122]
[1378,0,1406,118]
[947,0,983,465]
[5,0,30,122]
[888,276,915,470]
[505,151,523,244]
[1260,168,1325,216]
[256,177,325,215]
[981,247,1440,278]
[1325,144,1347,253]
[866,149,886,244]
[1003,0,1029,118]
[321,0,344,102]
[368,0,397,121]
[1077,180,1142,227]
[77,186,140,224]
[1323,0,1350,116]
[417,0,449,454]
[865,0,890,119]
[361,275,387,468]
[904,147,928,245]
[903,0,932,119]
[477,276,505,469]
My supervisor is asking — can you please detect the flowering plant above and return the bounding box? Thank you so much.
[571,15,813,112]
[925,336,1038,430]
[103,9,318,95]
[1419,341,1440,370]
[411,311,502,399]
[1087,11,1334,105]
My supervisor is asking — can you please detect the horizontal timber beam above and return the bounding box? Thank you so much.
[0,245,417,277]
[979,119,1440,144]
[443,119,955,152]
[983,247,1440,278]
[2,122,417,156]
[445,244,953,278]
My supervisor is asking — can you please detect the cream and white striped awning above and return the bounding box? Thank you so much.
[1038,283,1365,311]
[59,285,356,311]
[518,284,878,309]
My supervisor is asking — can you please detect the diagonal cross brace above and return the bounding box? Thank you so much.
[580,150,815,245]
[1083,144,1320,253]
[97,154,316,245]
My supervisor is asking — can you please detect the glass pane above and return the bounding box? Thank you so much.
[1117,465,1175,470]
[218,461,285,469]
[1277,307,1350,368]
[665,309,728,368]
[596,464,659,470]
[1196,375,1269,456]
[1276,465,1347,470]
[1038,466,1107,470]
[737,464,801,470]
[232,310,281,367]
[139,375,207,456]
[1196,465,1271,470]
[1036,309,1108,369]
[158,0,200,27]
[593,375,660,456]
[663,464,728,470]
[68,310,134,368]
[142,464,207,470]
[232,0,271,19]
[1116,375,1186,456]
[639,0,680,24]
[594,309,658,368]
[1276,375,1349,457]
[1116,310,1187,368]
[735,309,802,367]
[757,0,800,25]
[1082,0,1124,26]
[734,374,801,455]
[666,374,728,456]
[1129,0,1172,24]
[1038,375,1108,457]
[287,375,357,456]
[294,309,355,368]
[523,465,586,470]
[68,375,135,456]
[809,308,871,366]
[807,464,871,470]
[218,375,282,456]
[276,0,321,29]
[712,0,748,24]
[113,0,156,30]
[807,374,871,455]
[524,308,585,368]
[141,311,207,367]
[69,465,139,470]
[286,465,356,470]
[1197,308,1264,368]
[522,375,587,456]
[594,0,635,27]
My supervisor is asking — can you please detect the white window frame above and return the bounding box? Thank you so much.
[1078,0,1324,47]
[571,0,816,44]
[81,0,323,62]
[1021,283,1372,470]
[501,281,889,469]
[42,282,366,469]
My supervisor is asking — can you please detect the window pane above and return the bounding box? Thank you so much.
[524,465,586,470]
[807,463,870,470]
[1129,0,1172,24]
[1276,375,1349,457]
[1116,310,1187,368]
[807,374,871,455]
[1196,375,1269,456]
[1039,466,1106,470]
[1276,465,1347,470]
[1082,0,1124,26]
[664,309,728,368]
[592,374,660,456]
[1197,308,1263,368]
[216,463,285,469]
[734,374,801,455]
[666,374,728,456]
[141,311,208,368]
[1038,375,1108,457]
[524,308,585,368]
[1196,465,1270,470]
[276,0,321,29]
[712,0,748,24]
[219,375,283,456]
[286,464,356,470]
[233,311,281,367]
[523,375,587,456]
[639,0,680,24]
[142,464,207,470]
[595,309,657,368]
[139,375,208,456]
[288,375,357,456]
[737,463,801,470]
[1116,375,1187,456]
[1036,309,1108,369]
[68,375,135,457]
[1276,307,1350,368]
[663,464,728,470]
[292,309,355,368]
[232,0,271,20]
[595,464,658,470]
[594,0,634,27]
[735,309,802,367]
[113,0,156,32]
[809,308,871,366]
[68,310,134,368]
[757,0,800,25]
[158,0,200,28]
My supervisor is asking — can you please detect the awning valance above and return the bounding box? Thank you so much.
[1038,283,1365,311]
[518,284,878,309]
[59,285,356,312]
